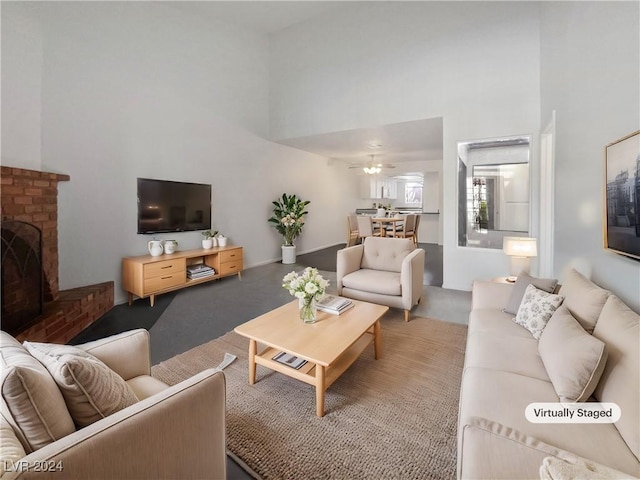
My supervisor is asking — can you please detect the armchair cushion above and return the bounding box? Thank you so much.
[0,332,75,453]
[361,236,415,272]
[76,329,151,380]
[342,269,401,296]
[24,342,138,428]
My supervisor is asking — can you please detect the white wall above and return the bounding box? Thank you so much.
[270,1,542,289]
[1,3,42,169]
[2,2,357,305]
[540,2,640,311]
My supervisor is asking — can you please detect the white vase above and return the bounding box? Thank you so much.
[148,240,163,257]
[282,245,296,264]
[218,236,227,247]
[202,238,213,249]
[298,297,318,324]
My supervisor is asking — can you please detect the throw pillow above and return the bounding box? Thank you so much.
[0,331,76,452]
[504,273,559,315]
[539,306,608,403]
[557,268,610,333]
[24,342,138,428]
[514,284,564,340]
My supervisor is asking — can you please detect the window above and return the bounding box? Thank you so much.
[405,182,423,204]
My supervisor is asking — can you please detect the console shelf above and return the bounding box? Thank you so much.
[122,246,243,306]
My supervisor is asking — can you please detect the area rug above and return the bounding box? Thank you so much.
[152,310,468,480]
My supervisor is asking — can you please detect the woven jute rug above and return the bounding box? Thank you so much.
[152,310,467,480]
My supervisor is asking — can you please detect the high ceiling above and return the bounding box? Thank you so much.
[277,117,444,168]
[167,1,348,34]
[167,2,444,171]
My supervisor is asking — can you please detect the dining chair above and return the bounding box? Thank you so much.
[347,214,360,246]
[390,214,416,242]
[413,214,421,245]
[356,216,382,241]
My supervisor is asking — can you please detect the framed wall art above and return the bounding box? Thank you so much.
[604,130,640,261]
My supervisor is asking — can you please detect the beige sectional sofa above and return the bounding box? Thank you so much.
[0,329,226,479]
[458,269,640,479]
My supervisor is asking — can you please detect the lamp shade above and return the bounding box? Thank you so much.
[503,237,537,257]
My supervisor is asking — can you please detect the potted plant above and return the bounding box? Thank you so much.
[201,230,218,249]
[268,193,310,264]
[217,233,228,247]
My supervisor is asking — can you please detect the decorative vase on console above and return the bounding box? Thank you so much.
[201,230,218,249]
[148,240,163,257]
[164,240,178,254]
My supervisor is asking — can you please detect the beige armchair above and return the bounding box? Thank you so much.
[0,329,226,479]
[337,237,425,321]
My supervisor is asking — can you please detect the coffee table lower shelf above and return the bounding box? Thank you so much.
[249,330,377,416]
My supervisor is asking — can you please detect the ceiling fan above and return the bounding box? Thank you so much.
[348,155,396,174]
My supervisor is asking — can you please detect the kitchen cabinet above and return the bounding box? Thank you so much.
[360,177,397,199]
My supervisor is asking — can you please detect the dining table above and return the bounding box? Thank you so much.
[372,216,404,237]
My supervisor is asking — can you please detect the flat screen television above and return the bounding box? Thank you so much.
[137,178,211,234]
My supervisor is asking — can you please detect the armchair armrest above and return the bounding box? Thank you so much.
[336,245,364,293]
[400,248,425,309]
[10,369,226,480]
[471,281,513,311]
[76,329,151,380]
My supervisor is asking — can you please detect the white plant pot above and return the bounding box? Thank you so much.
[202,238,213,249]
[218,236,228,247]
[282,245,296,264]
[212,236,218,247]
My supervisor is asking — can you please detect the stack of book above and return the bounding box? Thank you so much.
[187,264,215,280]
[317,295,354,315]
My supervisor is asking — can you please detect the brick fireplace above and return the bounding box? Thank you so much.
[1,166,113,343]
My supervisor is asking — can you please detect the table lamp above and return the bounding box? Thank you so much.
[503,236,537,282]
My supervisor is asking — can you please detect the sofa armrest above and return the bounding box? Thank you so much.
[401,248,425,309]
[9,369,226,480]
[471,281,513,311]
[336,245,364,293]
[76,329,151,380]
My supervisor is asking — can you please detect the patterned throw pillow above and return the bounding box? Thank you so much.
[24,342,139,428]
[514,284,565,340]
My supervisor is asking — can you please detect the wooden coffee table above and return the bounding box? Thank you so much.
[234,299,389,416]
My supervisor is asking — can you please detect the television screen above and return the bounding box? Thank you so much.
[137,178,211,234]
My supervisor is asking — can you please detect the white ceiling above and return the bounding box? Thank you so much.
[168,2,444,171]
[167,1,347,34]
[277,117,444,166]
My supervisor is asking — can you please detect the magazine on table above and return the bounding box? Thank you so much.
[272,351,308,370]
[317,295,354,315]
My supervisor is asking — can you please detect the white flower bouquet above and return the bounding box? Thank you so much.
[282,267,329,323]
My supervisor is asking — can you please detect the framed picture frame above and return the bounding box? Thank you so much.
[604,130,640,261]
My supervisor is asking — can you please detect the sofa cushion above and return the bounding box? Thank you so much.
[126,375,169,401]
[514,284,564,340]
[360,237,414,273]
[24,342,139,428]
[558,269,610,333]
[464,331,548,381]
[341,269,401,296]
[592,295,640,462]
[0,414,26,476]
[459,367,640,476]
[469,308,534,339]
[504,273,558,315]
[538,306,608,403]
[0,332,75,453]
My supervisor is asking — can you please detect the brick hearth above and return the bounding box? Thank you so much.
[1,166,113,342]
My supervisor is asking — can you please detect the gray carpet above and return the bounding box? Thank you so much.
[152,311,468,480]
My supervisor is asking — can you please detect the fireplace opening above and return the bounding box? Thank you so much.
[1,220,44,336]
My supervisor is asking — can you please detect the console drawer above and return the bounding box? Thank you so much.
[220,260,243,276]
[144,259,186,279]
[145,272,184,292]
[220,248,242,263]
